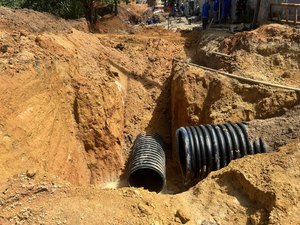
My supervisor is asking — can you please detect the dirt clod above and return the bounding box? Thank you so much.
[26,170,37,179]
[175,209,190,224]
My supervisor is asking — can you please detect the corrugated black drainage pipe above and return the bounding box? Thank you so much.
[176,122,267,184]
[127,134,166,193]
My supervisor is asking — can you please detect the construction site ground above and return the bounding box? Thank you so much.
[0,4,299,225]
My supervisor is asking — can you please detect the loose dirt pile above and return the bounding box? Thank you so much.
[171,60,300,154]
[0,6,187,186]
[171,62,299,128]
[194,24,300,87]
[0,5,299,225]
[1,139,299,224]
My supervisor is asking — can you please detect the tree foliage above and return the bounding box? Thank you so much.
[21,0,84,19]
[0,0,85,19]
[0,0,25,8]
[0,0,121,31]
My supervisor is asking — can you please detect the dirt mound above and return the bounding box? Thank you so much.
[171,61,299,129]
[193,24,300,87]
[95,15,132,33]
[0,28,126,185]
[94,3,152,33]
[248,105,300,150]
[118,3,151,23]
[0,7,187,186]
[1,138,299,224]
[0,7,88,33]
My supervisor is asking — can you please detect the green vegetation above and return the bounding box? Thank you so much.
[0,0,84,19]
[0,0,120,31]
[0,0,24,8]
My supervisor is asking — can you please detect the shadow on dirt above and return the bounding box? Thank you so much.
[216,170,276,224]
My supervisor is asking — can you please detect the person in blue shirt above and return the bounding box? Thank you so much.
[180,3,185,17]
[152,16,159,24]
[214,0,219,23]
[202,0,211,30]
[146,17,152,25]
[222,0,231,23]
[172,4,177,17]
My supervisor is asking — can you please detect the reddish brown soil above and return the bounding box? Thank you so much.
[193,24,300,87]
[0,5,299,225]
[0,6,187,186]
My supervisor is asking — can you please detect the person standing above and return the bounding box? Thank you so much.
[202,0,211,30]
[236,0,247,23]
[172,3,177,17]
[222,0,231,23]
[180,3,185,17]
[213,0,219,23]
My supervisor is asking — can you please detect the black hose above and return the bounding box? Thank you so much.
[175,122,268,184]
[128,134,166,193]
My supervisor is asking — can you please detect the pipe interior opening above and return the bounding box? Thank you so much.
[128,168,164,193]
[177,130,187,177]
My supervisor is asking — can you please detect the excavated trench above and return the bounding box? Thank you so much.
[117,24,300,193]
[0,6,299,194]
[118,58,300,193]
[1,7,300,224]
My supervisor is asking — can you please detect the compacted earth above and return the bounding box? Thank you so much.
[0,5,299,225]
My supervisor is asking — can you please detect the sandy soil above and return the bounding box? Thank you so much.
[0,4,299,225]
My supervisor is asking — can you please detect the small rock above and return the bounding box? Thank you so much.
[26,169,37,178]
[115,43,125,51]
[232,104,238,109]
[281,71,291,78]
[138,204,151,216]
[148,56,156,62]
[0,45,9,53]
[175,209,190,224]
[112,71,119,77]
[53,183,61,189]
[288,126,293,133]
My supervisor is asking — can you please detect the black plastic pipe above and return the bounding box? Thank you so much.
[127,134,166,193]
[176,122,267,184]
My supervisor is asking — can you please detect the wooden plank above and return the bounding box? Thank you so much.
[270,3,300,8]
[279,19,300,24]
[270,2,300,24]
[210,51,232,58]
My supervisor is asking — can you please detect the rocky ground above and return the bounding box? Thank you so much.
[0,4,299,225]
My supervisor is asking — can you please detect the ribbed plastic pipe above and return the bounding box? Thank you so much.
[176,122,267,184]
[127,134,166,193]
